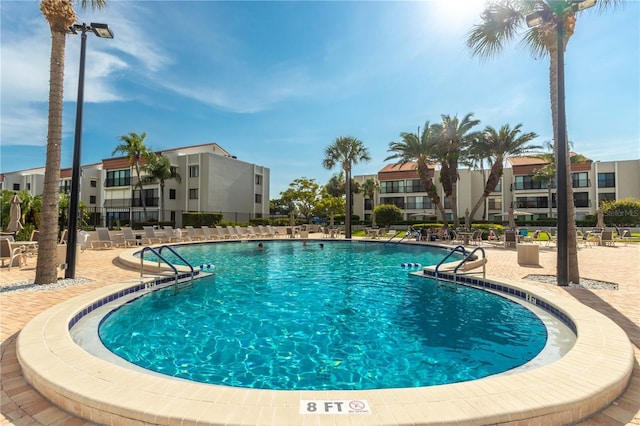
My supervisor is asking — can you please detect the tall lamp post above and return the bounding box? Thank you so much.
[525,0,595,286]
[65,22,114,279]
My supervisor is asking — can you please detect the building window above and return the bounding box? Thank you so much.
[90,180,97,188]
[89,195,96,205]
[12,183,20,191]
[132,189,159,207]
[406,196,432,210]
[488,198,502,210]
[380,180,405,194]
[572,172,590,188]
[516,196,549,209]
[406,179,422,193]
[573,192,590,208]
[189,188,199,199]
[26,183,31,190]
[189,165,199,178]
[364,199,373,210]
[380,197,405,209]
[597,172,615,188]
[255,175,262,185]
[598,193,615,205]
[492,178,502,192]
[59,180,70,194]
[255,194,262,203]
[106,169,131,187]
[513,175,545,190]
[169,189,176,200]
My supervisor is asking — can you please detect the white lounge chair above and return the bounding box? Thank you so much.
[185,226,205,241]
[167,226,190,242]
[225,226,240,239]
[268,226,283,238]
[142,226,168,244]
[245,226,260,238]
[90,227,115,249]
[200,226,220,240]
[256,225,272,238]
[121,227,141,246]
[215,226,231,239]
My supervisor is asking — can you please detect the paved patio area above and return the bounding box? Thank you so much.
[1,239,639,425]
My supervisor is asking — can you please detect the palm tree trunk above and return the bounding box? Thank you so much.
[417,162,448,226]
[35,28,67,285]
[345,168,352,239]
[549,37,580,284]
[134,162,148,218]
[469,160,503,226]
[451,190,459,229]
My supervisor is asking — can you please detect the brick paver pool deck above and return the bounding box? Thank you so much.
[1,238,638,425]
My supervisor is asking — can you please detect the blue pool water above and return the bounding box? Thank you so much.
[99,241,547,390]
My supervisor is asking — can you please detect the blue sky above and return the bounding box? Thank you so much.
[1,0,638,197]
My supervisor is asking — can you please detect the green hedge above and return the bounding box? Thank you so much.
[182,212,223,227]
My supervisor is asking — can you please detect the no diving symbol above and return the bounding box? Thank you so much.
[349,400,366,411]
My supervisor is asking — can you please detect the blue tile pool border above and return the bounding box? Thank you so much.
[67,271,198,330]
[422,269,577,335]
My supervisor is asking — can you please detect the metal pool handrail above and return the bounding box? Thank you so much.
[140,245,195,295]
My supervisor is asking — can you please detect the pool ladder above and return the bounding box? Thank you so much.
[434,245,487,290]
[140,245,195,295]
[383,230,406,245]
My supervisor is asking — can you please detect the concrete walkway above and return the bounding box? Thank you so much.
[1,239,639,425]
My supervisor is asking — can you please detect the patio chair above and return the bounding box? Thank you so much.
[121,227,141,246]
[0,237,27,271]
[257,225,273,237]
[163,226,188,242]
[236,226,256,239]
[142,226,168,244]
[268,225,284,238]
[59,229,68,245]
[599,230,615,247]
[185,226,205,241]
[503,231,517,249]
[77,230,90,252]
[616,228,631,245]
[199,226,220,240]
[471,229,484,245]
[90,227,115,249]
[215,226,231,239]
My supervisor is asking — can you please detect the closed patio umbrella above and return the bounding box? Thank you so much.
[7,193,23,234]
[496,208,528,230]
[596,209,605,228]
[507,207,516,230]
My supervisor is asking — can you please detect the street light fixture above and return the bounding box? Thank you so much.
[525,0,595,285]
[65,22,114,279]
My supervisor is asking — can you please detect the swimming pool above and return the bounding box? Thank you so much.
[17,239,634,425]
[98,241,547,390]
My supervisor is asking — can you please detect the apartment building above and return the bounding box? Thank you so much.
[1,142,270,227]
[353,158,640,223]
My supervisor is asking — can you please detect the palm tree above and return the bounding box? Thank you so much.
[467,0,621,283]
[467,124,539,224]
[435,113,480,228]
[113,132,151,218]
[140,153,181,223]
[361,178,380,227]
[35,0,107,285]
[322,136,371,239]
[385,122,448,225]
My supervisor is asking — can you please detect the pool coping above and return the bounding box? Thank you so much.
[16,244,635,426]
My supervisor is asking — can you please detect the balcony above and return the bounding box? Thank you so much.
[105,177,131,187]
